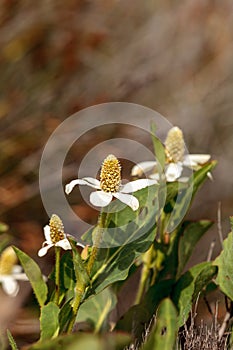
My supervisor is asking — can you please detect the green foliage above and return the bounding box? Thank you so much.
[176,220,213,278]
[70,240,90,290]
[7,125,223,349]
[142,298,177,350]
[25,333,131,350]
[76,287,116,332]
[214,232,233,301]
[165,161,217,232]
[172,262,217,327]
[7,330,18,350]
[13,246,48,307]
[40,302,60,341]
[116,280,173,339]
[150,121,166,171]
[84,185,159,295]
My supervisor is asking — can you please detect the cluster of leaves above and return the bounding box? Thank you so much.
[4,128,233,350]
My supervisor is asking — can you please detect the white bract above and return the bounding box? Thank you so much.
[65,154,157,211]
[132,154,211,182]
[0,247,28,297]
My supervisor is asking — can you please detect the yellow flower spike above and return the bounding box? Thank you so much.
[49,214,65,244]
[100,154,121,193]
[0,246,18,275]
[165,126,185,163]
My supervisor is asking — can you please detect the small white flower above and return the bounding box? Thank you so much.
[38,215,72,257]
[65,154,157,211]
[131,127,211,182]
[0,247,28,297]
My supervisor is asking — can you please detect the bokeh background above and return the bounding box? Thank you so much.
[0,0,233,347]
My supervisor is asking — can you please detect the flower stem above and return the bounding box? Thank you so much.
[55,246,61,305]
[87,211,107,276]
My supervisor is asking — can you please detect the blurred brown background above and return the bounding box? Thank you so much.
[0,0,233,347]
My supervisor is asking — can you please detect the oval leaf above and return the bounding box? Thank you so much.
[40,302,60,341]
[13,246,47,307]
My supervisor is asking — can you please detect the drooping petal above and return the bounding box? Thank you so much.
[121,179,157,193]
[82,177,101,189]
[1,277,19,297]
[90,191,113,207]
[44,225,52,243]
[38,243,54,257]
[55,238,71,250]
[183,154,211,167]
[113,192,139,211]
[65,177,100,194]
[131,161,157,176]
[165,162,183,182]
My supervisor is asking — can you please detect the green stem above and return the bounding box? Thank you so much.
[135,245,154,304]
[87,211,107,276]
[55,246,61,305]
[67,282,86,334]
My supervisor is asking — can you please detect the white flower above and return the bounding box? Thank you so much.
[65,154,157,211]
[38,215,72,257]
[131,127,211,182]
[0,247,28,297]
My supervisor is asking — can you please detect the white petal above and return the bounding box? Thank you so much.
[38,244,53,257]
[82,177,100,189]
[113,192,139,211]
[131,161,157,176]
[44,225,52,243]
[90,191,113,207]
[121,179,157,193]
[12,273,29,281]
[149,173,160,181]
[165,163,183,182]
[183,154,211,167]
[55,238,71,250]
[65,177,100,194]
[2,277,19,297]
[12,265,22,274]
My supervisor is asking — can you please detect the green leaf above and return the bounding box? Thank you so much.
[214,231,233,300]
[150,121,166,171]
[172,262,217,327]
[116,279,173,340]
[24,332,131,350]
[40,302,60,341]
[157,220,213,282]
[165,161,217,233]
[58,298,73,333]
[142,298,177,350]
[7,330,18,350]
[76,287,116,332]
[177,220,213,278]
[84,185,159,295]
[13,247,48,307]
